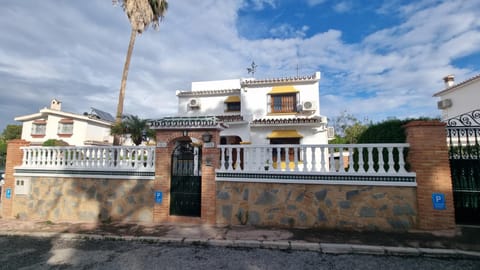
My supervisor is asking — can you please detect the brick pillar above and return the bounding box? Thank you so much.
[404,121,455,230]
[1,139,30,218]
[200,130,220,224]
[152,144,172,222]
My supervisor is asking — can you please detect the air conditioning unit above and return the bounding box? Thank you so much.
[327,127,335,139]
[188,98,200,108]
[302,100,316,111]
[437,99,452,109]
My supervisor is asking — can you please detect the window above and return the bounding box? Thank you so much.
[31,121,46,136]
[58,119,74,135]
[267,86,299,114]
[270,93,297,113]
[226,102,240,112]
[224,96,241,112]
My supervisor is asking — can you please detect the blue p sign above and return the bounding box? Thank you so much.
[432,193,446,210]
[155,191,163,204]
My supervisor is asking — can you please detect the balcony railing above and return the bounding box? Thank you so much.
[217,144,416,185]
[15,146,155,179]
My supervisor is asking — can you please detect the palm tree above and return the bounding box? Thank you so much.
[111,115,154,146]
[113,0,168,145]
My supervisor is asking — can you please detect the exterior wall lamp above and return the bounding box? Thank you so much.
[202,132,212,143]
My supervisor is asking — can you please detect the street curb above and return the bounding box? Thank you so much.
[1,231,480,259]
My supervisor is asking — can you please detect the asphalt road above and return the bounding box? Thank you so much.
[0,236,479,270]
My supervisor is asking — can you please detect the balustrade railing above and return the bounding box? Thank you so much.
[218,143,412,176]
[19,146,155,171]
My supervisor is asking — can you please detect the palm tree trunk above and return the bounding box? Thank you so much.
[114,29,137,145]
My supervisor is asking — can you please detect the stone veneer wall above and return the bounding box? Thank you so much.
[12,177,155,222]
[216,181,417,231]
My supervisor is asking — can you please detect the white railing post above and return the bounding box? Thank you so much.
[397,147,407,173]
[357,147,365,173]
[378,147,386,173]
[366,147,374,173]
[220,147,226,170]
[227,147,233,171]
[235,146,241,171]
[328,146,335,172]
[338,148,346,173]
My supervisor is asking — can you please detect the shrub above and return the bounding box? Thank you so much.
[42,139,69,146]
[357,119,408,143]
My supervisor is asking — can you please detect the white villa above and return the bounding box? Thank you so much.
[434,74,480,124]
[176,72,332,146]
[14,99,115,146]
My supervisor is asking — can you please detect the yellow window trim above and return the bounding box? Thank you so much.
[224,96,241,103]
[267,130,303,139]
[268,85,299,94]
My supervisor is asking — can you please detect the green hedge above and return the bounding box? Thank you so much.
[357,119,408,143]
[42,139,69,146]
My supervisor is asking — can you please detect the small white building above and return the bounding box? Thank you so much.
[433,74,480,124]
[14,99,115,146]
[176,72,331,146]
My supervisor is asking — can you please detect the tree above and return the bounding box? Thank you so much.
[2,125,22,140]
[329,111,368,144]
[113,0,168,145]
[0,125,22,168]
[111,115,154,146]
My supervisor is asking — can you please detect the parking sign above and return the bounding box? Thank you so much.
[432,193,446,210]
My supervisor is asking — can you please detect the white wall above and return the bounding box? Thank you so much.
[19,114,112,146]
[191,79,240,91]
[85,122,113,144]
[437,80,480,120]
[220,124,250,142]
[178,95,236,116]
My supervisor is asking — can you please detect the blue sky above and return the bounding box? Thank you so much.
[0,0,479,131]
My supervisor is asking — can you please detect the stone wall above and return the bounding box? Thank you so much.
[12,177,155,222]
[216,181,417,231]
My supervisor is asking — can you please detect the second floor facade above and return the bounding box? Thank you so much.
[14,99,114,146]
[175,72,330,145]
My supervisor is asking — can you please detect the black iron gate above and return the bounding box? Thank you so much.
[170,141,202,217]
[447,110,480,224]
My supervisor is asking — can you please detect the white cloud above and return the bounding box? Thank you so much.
[269,24,309,38]
[243,0,276,11]
[306,0,326,7]
[333,2,353,13]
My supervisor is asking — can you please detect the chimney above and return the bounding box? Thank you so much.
[443,74,455,88]
[50,98,62,111]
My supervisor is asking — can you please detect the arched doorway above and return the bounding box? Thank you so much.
[170,140,202,217]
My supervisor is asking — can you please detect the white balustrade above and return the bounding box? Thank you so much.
[19,146,155,171]
[218,143,412,177]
